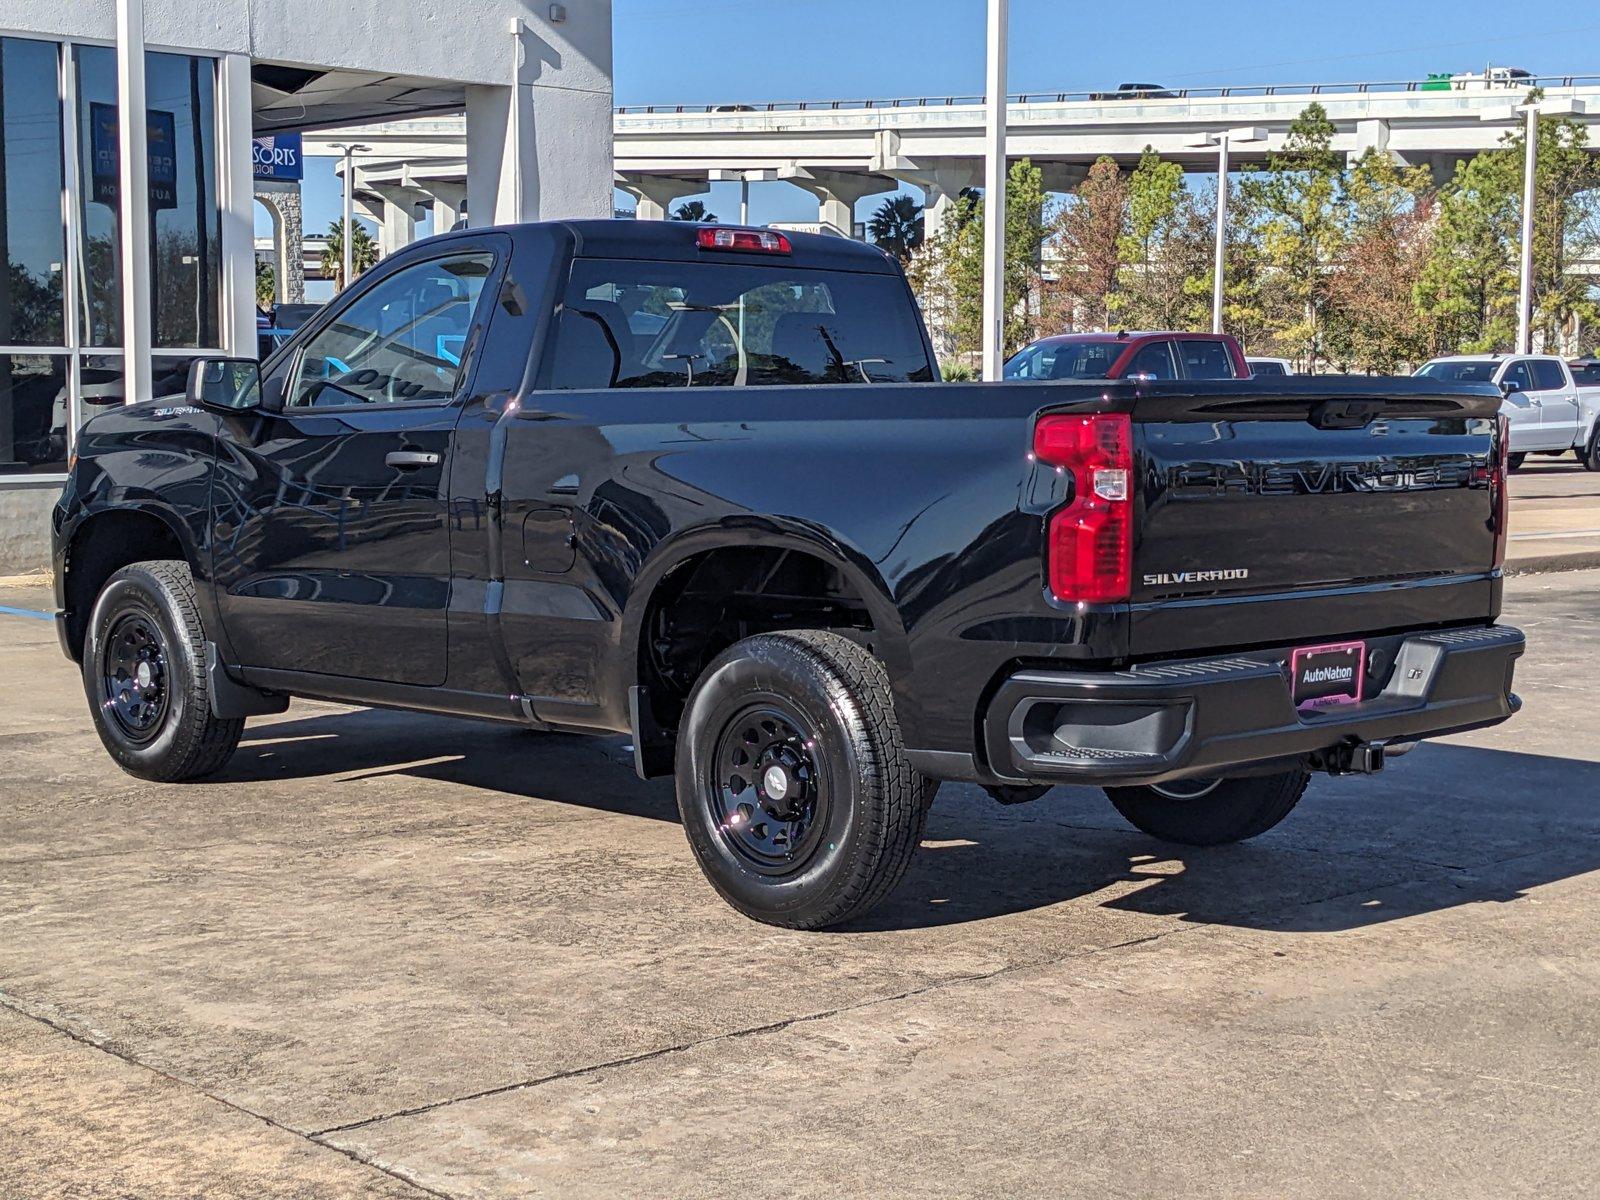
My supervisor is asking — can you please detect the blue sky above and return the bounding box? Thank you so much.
[283,0,1600,248]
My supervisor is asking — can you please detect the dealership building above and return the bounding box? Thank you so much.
[0,0,613,573]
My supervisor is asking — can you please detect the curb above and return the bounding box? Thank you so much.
[1505,549,1600,577]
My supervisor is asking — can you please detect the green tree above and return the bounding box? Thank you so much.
[867,194,924,262]
[1241,103,1346,368]
[1111,149,1212,332]
[323,218,379,292]
[671,199,717,222]
[1415,149,1520,353]
[255,259,276,309]
[1517,104,1600,350]
[906,160,1048,360]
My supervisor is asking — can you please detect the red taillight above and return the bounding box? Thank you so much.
[1491,412,1509,568]
[1034,412,1133,604]
[695,226,792,255]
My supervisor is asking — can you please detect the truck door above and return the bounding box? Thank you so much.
[1531,358,1581,449]
[1498,359,1549,451]
[209,239,507,685]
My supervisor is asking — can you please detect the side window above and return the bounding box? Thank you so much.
[1530,359,1568,391]
[288,252,496,408]
[1179,340,1237,380]
[1503,361,1533,392]
[1125,342,1177,380]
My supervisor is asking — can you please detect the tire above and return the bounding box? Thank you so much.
[1105,768,1310,847]
[1507,452,1526,473]
[675,630,932,929]
[1583,430,1600,472]
[82,560,244,782]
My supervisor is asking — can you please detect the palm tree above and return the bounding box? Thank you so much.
[671,199,718,223]
[323,218,379,291]
[867,195,925,262]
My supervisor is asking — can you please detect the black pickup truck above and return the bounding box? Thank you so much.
[53,221,1524,929]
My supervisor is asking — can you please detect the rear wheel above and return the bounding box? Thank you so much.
[1104,769,1310,846]
[82,560,243,781]
[675,630,931,929]
[1507,452,1527,473]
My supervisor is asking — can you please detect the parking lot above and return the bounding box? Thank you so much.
[4,553,1600,1197]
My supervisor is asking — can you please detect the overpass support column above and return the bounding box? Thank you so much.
[616,174,705,222]
[421,180,468,232]
[371,184,430,257]
[915,165,982,240]
[785,169,890,237]
[1351,118,1393,165]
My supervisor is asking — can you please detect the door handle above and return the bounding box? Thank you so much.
[386,450,441,469]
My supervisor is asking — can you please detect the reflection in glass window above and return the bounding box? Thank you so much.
[0,38,66,346]
[548,260,932,389]
[74,47,221,349]
[0,353,69,473]
[289,253,496,407]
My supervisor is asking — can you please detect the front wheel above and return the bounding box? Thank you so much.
[675,630,931,929]
[1105,769,1310,846]
[1507,452,1527,473]
[82,560,244,782]
[1582,431,1600,472]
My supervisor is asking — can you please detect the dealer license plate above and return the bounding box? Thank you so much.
[1291,640,1366,711]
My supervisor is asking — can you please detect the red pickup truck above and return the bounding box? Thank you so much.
[1003,331,1250,382]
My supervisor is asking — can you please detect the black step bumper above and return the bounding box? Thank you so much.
[984,625,1525,788]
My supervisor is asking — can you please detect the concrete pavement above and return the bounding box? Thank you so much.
[1506,457,1600,573]
[2,571,1598,1198]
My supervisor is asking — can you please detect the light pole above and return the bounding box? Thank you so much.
[1187,127,1265,336]
[332,142,369,290]
[980,0,1008,380]
[1481,96,1588,353]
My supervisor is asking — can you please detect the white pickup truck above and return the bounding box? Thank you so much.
[1416,354,1597,471]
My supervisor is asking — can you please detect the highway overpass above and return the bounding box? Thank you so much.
[302,73,1600,250]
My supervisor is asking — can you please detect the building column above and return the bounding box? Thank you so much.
[464,17,614,225]
[255,182,304,303]
[215,53,258,355]
[616,174,705,221]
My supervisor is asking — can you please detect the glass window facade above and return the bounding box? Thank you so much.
[74,45,222,349]
[0,36,223,478]
[0,38,66,347]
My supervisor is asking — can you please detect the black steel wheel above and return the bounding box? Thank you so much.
[82,560,244,781]
[706,704,832,876]
[676,630,932,929]
[99,609,172,743]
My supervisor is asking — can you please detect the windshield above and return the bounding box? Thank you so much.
[1004,340,1122,380]
[1417,359,1497,382]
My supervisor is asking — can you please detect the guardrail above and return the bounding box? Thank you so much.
[615,75,1600,115]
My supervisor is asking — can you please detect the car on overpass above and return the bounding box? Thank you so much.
[1004,331,1248,382]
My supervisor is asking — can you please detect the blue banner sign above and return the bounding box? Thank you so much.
[252,132,303,181]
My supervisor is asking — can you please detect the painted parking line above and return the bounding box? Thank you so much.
[1509,528,1600,542]
[0,605,52,621]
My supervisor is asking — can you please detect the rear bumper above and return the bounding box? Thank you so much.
[983,624,1525,788]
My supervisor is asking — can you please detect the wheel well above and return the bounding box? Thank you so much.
[637,546,876,738]
[62,510,187,661]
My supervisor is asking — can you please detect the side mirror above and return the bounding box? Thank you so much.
[187,357,262,412]
[1500,379,1521,395]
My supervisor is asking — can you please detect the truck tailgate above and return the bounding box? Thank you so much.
[1128,378,1505,658]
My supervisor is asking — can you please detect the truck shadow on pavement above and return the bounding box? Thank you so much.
[231,712,1600,935]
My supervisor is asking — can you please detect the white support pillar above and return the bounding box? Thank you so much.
[116,0,153,402]
[617,174,704,222]
[421,179,468,232]
[216,53,257,354]
[1211,134,1229,335]
[370,183,427,257]
[1516,103,1538,355]
[980,0,1009,380]
[783,168,889,237]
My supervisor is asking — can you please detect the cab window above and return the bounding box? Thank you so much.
[1178,339,1237,380]
[1125,341,1178,380]
[1502,361,1534,392]
[288,252,496,408]
[1530,359,1568,391]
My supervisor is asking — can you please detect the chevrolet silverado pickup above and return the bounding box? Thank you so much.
[53,220,1525,929]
